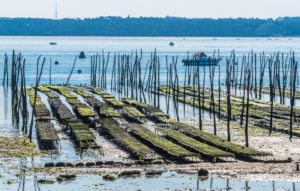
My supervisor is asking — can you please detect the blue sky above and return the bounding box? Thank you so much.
[0,0,298,19]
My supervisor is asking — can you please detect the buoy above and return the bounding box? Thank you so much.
[197,168,209,181]
[169,42,175,46]
[197,169,208,176]
[78,69,82,74]
[79,51,86,59]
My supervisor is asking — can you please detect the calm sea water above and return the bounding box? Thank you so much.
[0,37,299,190]
[0,36,300,85]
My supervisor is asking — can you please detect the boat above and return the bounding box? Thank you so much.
[182,52,221,66]
[49,42,57,45]
[169,42,175,46]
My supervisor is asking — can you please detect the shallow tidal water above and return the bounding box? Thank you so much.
[0,37,299,190]
[0,36,300,86]
[0,169,299,191]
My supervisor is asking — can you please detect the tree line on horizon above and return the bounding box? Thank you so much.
[0,16,300,37]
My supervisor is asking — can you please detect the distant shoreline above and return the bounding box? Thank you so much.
[1,17,300,37]
[0,36,299,39]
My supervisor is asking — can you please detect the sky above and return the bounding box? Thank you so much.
[0,0,299,19]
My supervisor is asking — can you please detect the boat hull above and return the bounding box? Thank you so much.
[182,58,221,66]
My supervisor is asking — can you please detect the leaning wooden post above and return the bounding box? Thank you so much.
[18,57,28,134]
[29,56,45,142]
[245,67,251,147]
[202,65,206,108]
[259,53,267,99]
[240,56,247,126]
[282,53,290,105]
[197,65,203,130]
[3,53,8,86]
[290,54,298,140]
[158,57,160,109]
[225,53,233,141]
[239,56,245,90]
[209,57,217,135]
[254,53,257,98]
[183,64,187,115]
[268,55,275,135]
[49,58,52,85]
[218,64,221,117]
[66,56,77,86]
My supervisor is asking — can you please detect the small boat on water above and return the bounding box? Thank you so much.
[182,52,221,66]
[169,42,175,46]
[49,42,57,45]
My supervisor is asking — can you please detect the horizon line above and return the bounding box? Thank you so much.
[0,16,299,20]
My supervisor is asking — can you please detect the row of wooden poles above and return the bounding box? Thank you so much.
[223,51,298,142]
[1,49,77,142]
[2,51,45,141]
[1,50,299,146]
[90,50,298,147]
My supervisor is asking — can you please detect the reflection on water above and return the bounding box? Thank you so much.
[0,170,297,191]
[4,89,8,121]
